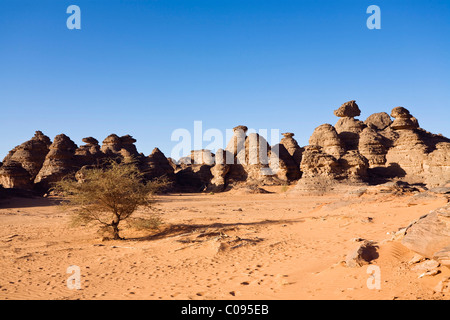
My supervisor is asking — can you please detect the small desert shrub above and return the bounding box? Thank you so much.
[55,160,168,240]
[281,184,289,193]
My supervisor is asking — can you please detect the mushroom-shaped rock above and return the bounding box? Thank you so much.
[390,107,419,130]
[280,132,303,166]
[82,137,99,145]
[334,100,361,118]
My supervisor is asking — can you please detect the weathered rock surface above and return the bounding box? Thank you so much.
[101,134,140,160]
[0,161,33,189]
[402,204,450,268]
[390,107,419,130]
[358,127,388,167]
[334,117,366,151]
[334,100,361,118]
[309,124,345,159]
[1,100,449,193]
[1,131,51,181]
[75,137,104,166]
[269,143,301,182]
[207,149,231,192]
[364,112,392,131]
[345,241,379,268]
[143,148,176,182]
[300,145,341,179]
[280,132,303,166]
[34,134,78,189]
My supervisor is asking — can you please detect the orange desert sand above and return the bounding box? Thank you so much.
[1,187,449,300]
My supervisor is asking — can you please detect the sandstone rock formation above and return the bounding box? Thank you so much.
[1,99,449,194]
[34,134,78,189]
[101,134,140,160]
[75,137,104,166]
[390,107,419,130]
[358,127,388,167]
[0,131,176,192]
[0,161,33,189]
[280,132,303,167]
[309,124,345,159]
[143,148,176,182]
[334,100,361,118]
[208,149,231,192]
[364,112,392,130]
[402,204,450,268]
[1,131,51,180]
[0,131,52,189]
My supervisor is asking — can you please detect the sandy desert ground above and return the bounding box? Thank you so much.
[0,186,449,300]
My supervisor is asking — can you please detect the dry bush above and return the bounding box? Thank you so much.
[54,160,168,240]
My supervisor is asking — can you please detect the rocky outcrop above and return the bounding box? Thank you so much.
[309,124,345,159]
[34,134,78,189]
[191,150,215,165]
[334,100,361,118]
[143,148,176,182]
[334,101,366,150]
[358,127,388,167]
[0,161,33,189]
[0,131,52,189]
[101,134,140,160]
[390,107,419,130]
[207,149,231,192]
[1,100,449,193]
[269,143,301,182]
[338,151,369,180]
[424,142,450,187]
[280,132,303,167]
[402,204,450,268]
[75,137,104,166]
[364,112,392,130]
[1,131,51,180]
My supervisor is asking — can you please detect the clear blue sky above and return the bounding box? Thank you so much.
[1,0,449,159]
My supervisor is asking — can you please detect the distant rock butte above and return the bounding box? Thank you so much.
[1,100,449,193]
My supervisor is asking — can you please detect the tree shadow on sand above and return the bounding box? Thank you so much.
[128,218,305,242]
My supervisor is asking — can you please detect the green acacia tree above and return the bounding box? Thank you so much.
[55,160,168,240]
